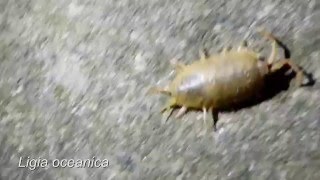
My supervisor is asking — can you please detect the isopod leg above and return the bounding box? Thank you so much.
[203,107,218,131]
[237,40,248,52]
[160,98,176,113]
[170,58,185,72]
[202,107,207,125]
[175,106,187,118]
[221,46,231,55]
[199,49,207,62]
[221,47,228,55]
[212,111,218,131]
[201,107,211,134]
[270,59,304,87]
[164,108,174,122]
[160,98,176,121]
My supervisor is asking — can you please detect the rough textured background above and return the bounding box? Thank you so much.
[0,0,320,179]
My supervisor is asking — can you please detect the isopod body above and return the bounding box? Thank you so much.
[149,28,305,130]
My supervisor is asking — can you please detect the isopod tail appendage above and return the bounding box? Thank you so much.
[256,27,278,43]
[270,59,304,87]
[257,28,305,87]
[147,87,172,96]
[257,28,279,64]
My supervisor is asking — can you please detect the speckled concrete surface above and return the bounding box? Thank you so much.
[0,0,320,179]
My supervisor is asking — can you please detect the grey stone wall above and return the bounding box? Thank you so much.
[0,0,319,179]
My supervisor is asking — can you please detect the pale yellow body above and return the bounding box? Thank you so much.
[170,51,266,110]
[149,29,304,130]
